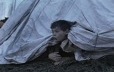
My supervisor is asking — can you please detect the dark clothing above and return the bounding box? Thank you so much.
[47,43,74,57]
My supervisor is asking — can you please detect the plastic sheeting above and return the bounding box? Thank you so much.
[0,0,114,64]
[0,0,25,20]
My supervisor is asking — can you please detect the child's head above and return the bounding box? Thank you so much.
[51,20,76,42]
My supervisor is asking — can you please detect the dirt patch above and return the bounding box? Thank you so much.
[0,55,114,72]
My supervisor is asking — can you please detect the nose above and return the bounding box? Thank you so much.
[52,32,56,36]
[53,34,56,37]
[52,35,56,38]
[52,33,56,39]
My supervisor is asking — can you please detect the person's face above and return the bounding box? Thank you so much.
[52,27,68,42]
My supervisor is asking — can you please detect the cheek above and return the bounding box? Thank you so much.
[56,33,66,41]
[54,34,60,38]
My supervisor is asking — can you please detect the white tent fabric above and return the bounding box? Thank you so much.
[0,0,25,20]
[0,0,114,64]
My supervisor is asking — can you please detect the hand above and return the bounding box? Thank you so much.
[48,52,62,62]
[54,57,71,65]
[48,38,58,46]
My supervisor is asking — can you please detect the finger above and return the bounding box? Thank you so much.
[54,62,61,65]
[53,58,61,61]
[53,56,62,60]
[54,54,61,57]
[48,54,61,60]
[53,56,62,61]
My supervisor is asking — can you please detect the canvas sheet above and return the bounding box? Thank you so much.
[0,0,25,20]
[0,0,114,64]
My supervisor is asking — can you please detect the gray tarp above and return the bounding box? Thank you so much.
[0,0,24,20]
[0,0,114,64]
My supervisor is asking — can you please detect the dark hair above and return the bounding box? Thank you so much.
[51,20,76,31]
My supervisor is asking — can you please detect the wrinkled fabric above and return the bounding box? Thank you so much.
[0,0,25,20]
[61,38,114,61]
[0,0,114,64]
